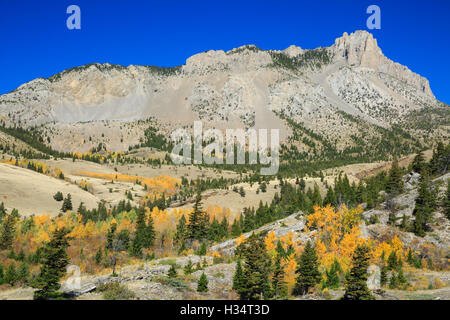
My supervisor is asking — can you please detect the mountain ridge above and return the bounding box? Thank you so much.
[0,30,448,154]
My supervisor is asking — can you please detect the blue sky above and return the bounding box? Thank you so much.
[0,0,449,103]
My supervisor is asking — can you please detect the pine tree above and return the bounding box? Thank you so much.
[386,157,404,196]
[445,180,450,220]
[311,183,322,206]
[413,172,435,236]
[325,258,341,289]
[17,262,30,284]
[293,240,321,295]
[32,228,70,299]
[380,263,388,287]
[236,233,272,300]
[342,244,374,300]
[188,188,209,241]
[174,214,187,245]
[387,250,398,271]
[184,259,194,275]
[5,264,17,286]
[197,242,207,256]
[197,272,209,292]
[131,207,155,257]
[0,263,4,285]
[271,253,287,298]
[239,186,246,197]
[61,194,73,212]
[53,191,64,202]
[232,260,245,292]
[412,150,426,174]
[0,202,6,223]
[167,264,177,278]
[0,213,16,250]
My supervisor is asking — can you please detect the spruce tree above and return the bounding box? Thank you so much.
[413,172,435,236]
[342,244,374,300]
[271,253,287,298]
[386,157,404,196]
[0,263,4,285]
[61,194,73,212]
[445,180,450,220]
[167,264,177,278]
[131,207,155,257]
[197,272,209,292]
[325,258,341,289]
[5,264,17,286]
[184,259,194,275]
[387,250,399,271]
[293,240,321,295]
[232,260,245,292]
[188,188,209,241]
[237,233,271,300]
[412,151,426,174]
[32,228,70,299]
[17,262,30,284]
[0,213,16,250]
[174,214,187,245]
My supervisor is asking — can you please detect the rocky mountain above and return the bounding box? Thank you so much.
[0,30,448,153]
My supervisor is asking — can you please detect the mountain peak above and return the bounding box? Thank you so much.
[332,30,382,68]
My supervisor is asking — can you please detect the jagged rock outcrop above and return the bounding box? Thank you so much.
[0,30,447,152]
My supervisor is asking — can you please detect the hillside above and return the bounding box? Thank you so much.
[0,31,448,159]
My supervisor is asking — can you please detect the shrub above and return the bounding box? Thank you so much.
[96,282,135,300]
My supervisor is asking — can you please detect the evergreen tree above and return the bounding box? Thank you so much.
[232,260,245,292]
[236,233,271,300]
[0,263,4,285]
[0,202,6,223]
[412,151,426,174]
[184,259,194,275]
[197,272,209,292]
[17,262,30,284]
[174,214,187,245]
[167,264,177,278]
[429,142,449,175]
[61,194,73,212]
[445,180,450,220]
[188,188,209,241]
[0,213,16,250]
[239,186,246,197]
[53,191,64,202]
[299,178,306,192]
[386,157,404,196]
[413,172,436,236]
[325,258,341,289]
[271,253,287,298]
[5,264,17,286]
[387,250,398,271]
[380,262,388,287]
[130,207,155,257]
[293,240,321,295]
[32,228,70,299]
[323,187,336,207]
[342,244,374,300]
[311,183,322,206]
[197,242,207,256]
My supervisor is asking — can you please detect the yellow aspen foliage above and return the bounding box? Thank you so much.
[235,234,246,246]
[264,231,277,252]
[283,253,297,290]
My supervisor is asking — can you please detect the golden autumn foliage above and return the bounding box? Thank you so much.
[74,171,180,197]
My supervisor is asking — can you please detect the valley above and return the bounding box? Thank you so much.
[0,30,448,301]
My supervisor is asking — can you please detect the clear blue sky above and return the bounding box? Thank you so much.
[0,0,449,103]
